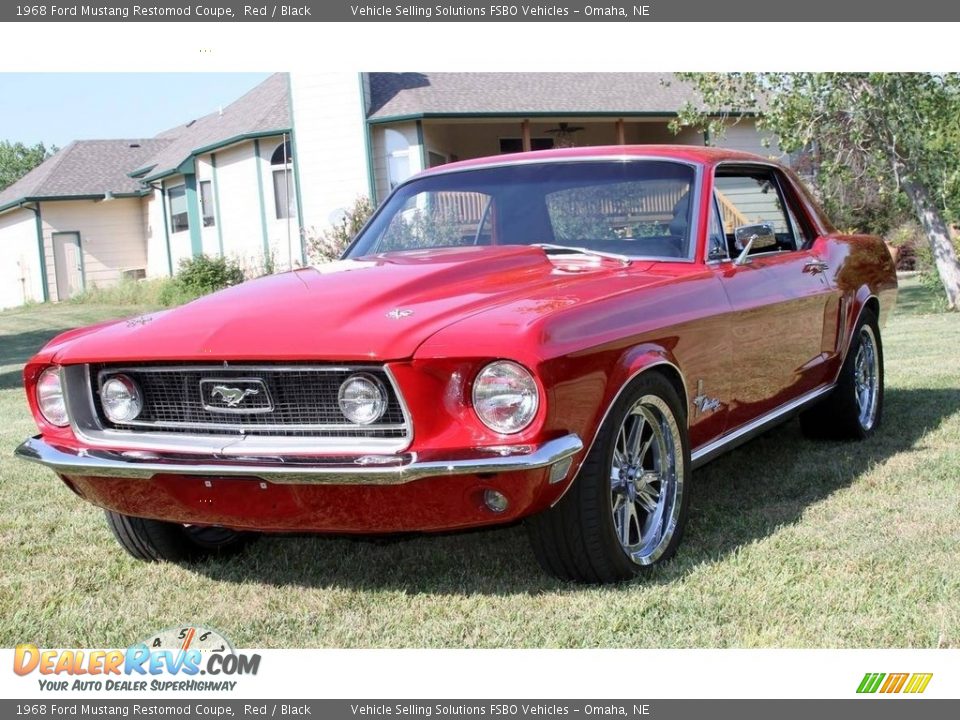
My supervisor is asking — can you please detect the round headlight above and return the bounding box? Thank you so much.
[101,374,143,423]
[338,373,387,425]
[37,367,69,427]
[472,361,539,434]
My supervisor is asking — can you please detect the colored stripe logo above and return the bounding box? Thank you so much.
[857,672,933,694]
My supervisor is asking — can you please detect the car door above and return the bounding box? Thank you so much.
[711,166,836,430]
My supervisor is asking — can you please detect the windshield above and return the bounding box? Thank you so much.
[346,160,697,261]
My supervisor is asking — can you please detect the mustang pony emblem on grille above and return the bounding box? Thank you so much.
[210,385,260,407]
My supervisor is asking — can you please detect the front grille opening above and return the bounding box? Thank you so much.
[89,364,408,438]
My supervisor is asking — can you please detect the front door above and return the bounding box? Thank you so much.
[53,232,83,300]
[712,168,834,430]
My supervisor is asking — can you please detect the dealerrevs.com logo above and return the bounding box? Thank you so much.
[13,626,260,692]
[857,672,933,694]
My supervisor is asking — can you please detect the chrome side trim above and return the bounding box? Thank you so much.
[384,364,415,447]
[551,359,687,507]
[690,384,834,469]
[93,364,390,373]
[13,434,583,487]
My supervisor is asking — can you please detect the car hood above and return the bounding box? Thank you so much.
[52,246,673,364]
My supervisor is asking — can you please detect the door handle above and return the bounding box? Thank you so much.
[803,260,829,275]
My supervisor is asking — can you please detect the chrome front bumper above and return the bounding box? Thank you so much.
[14,435,583,486]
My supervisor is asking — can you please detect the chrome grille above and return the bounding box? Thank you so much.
[88,364,408,438]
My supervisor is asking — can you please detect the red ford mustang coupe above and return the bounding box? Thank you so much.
[16,146,897,583]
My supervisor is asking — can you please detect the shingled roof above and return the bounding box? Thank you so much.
[133,72,291,181]
[1,73,702,216]
[367,72,698,119]
[0,139,171,213]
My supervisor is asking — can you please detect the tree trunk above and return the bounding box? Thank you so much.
[901,178,960,310]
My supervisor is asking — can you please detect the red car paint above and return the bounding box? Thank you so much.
[19,146,898,534]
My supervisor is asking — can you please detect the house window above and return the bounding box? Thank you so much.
[200,180,215,227]
[271,140,295,219]
[499,137,554,154]
[270,140,292,166]
[385,129,411,190]
[273,170,295,219]
[168,184,188,233]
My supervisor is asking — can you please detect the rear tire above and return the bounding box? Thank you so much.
[800,306,884,440]
[105,511,253,562]
[526,372,690,583]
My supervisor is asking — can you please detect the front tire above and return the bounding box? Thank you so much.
[800,306,884,440]
[527,372,691,583]
[105,511,252,562]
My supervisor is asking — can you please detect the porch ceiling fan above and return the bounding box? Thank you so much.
[545,122,585,147]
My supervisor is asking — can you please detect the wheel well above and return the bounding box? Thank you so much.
[864,295,880,319]
[645,363,688,421]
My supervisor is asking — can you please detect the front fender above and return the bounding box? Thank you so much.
[539,344,687,506]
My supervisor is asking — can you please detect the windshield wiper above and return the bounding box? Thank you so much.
[532,243,632,265]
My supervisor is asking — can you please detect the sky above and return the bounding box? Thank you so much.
[0,73,273,148]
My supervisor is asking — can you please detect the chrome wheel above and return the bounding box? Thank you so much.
[610,394,684,565]
[853,325,880,431]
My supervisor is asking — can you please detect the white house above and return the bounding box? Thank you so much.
[289,72,778,237]
[0,139,167,307]
[0,72,778,309]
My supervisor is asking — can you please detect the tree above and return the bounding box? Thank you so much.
[0,140,55,191]
[305,195,375,263]
[673,73,960,310]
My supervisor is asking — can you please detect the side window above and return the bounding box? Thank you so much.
[786,200,811,248]
[714,171,797,254]
[707,194,728,261]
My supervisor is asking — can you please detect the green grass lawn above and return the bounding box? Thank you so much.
[0,279,957,649]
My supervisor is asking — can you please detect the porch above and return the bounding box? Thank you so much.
[369,116,706,203]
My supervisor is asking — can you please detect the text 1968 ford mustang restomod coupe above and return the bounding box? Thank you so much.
[16,146,896,583]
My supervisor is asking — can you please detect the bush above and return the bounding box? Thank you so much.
[170,254,245,293]
[157,255,246,306]
[306,196,374,263]
[66,256,247,309]
[156,281,201,308]
[884,220,924,271]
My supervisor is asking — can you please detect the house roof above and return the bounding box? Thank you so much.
[0,73,292,215]
[367,72,699,120]
[0,139,171,213]
[134,72,291,181]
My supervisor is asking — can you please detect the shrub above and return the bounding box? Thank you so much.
[306,196,374,263]
[157,254,246,306]
[173,254,245,293]
[884,220,924,271]
[66,256,247,309]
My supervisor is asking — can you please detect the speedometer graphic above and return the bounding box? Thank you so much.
[141,625,234,654]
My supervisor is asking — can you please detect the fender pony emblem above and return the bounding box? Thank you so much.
[693,379,721,416]
[126,315,153,328]
[386,308,414,319]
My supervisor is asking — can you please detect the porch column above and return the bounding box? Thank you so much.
[615,119,626,145]
[521,120,531,152]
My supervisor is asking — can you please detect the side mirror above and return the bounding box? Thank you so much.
[733,222,777,265]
